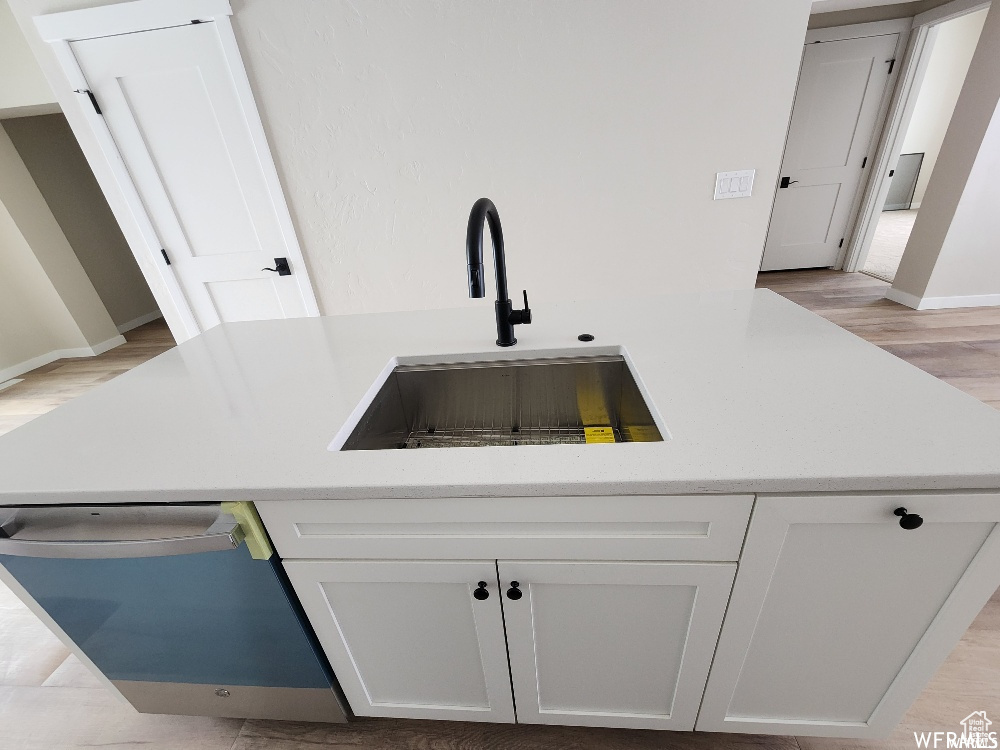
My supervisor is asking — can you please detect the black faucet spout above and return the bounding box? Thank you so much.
[465,198,531,347]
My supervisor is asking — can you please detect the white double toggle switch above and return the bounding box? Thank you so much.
[714,169,755,200]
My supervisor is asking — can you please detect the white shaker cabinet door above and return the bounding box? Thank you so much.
[69,22,318,333]
[499,560,736,730]
[698,492,1000,738]
[283,560,514,723]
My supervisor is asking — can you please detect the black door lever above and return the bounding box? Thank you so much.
[779,177,799,189]
[262,257,291,276]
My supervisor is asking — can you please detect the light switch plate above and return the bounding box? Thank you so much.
[714,169,755,200]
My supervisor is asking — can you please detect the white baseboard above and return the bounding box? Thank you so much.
[884,287,923,309]
[0,335,127,383]
[116,309,163,334]
[885,287,1000,310]
[87,335,127,356]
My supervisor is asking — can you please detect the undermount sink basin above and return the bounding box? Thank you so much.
[333,352,665,451]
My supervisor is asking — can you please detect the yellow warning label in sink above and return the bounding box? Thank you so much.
[624,425,660,443]
[584,426,616,444]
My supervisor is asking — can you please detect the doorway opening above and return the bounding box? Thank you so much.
[2,112,167,338]
[860,8,988,283]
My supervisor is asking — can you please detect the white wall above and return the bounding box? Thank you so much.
[3,114,160,331]
[0,124,122,379]
[10,0,813,323]
[0,194,87,380]
[0,0,57,117]
[900,8,987,205]
[233,0,812,315]
[891,4,1000,308]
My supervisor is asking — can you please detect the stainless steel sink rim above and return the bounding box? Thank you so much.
[337,353,664,451]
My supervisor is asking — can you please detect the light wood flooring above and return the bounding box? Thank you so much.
[0,318,176,438]
[2,273,1000,749]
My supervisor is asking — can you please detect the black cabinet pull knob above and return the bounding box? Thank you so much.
[473,581,489,600]
[894,507,923,530]
[506,581,522,600]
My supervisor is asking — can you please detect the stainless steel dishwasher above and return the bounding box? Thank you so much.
[0,503,348,722]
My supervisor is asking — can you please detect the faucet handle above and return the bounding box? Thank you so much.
[510,289,532,326]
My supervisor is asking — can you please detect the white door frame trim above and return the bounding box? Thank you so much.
[804,17,913,44]
[841,0,991,273]
[34,0,232,42]
[33,0,320,342]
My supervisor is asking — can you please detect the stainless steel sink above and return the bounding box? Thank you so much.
[337,354,663,450]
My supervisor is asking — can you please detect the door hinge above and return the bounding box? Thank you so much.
[887,58,896,75]
[861,156,868,169]
[839,238,844,248]
[161,249,171,265]
[74,89,102,115]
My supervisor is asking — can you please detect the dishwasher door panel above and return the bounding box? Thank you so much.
[0,505,347,722]
[0,546,326,687]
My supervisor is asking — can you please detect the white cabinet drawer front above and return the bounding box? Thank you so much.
[257,495,752,561]
[698,492,1000,738]
[284,559,514,723]
[500,561,736,731]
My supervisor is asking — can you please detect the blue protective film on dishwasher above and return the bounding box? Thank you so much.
[0,545,332,688]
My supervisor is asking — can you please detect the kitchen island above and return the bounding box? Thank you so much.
[2,289,1000,738]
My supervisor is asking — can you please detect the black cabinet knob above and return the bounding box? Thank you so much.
[506,581,522,600]
[894,507,923,530]
[473,581,489,600]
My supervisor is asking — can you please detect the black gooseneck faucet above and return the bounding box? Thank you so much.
[466,198,531,347]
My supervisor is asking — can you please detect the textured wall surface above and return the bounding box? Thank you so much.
[232,0,812,315]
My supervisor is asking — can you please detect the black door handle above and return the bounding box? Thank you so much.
[894,507,924,530]
[262,257,291,276]
[506,581,522,600]
[473,581,490,600]
[779,177,799,189]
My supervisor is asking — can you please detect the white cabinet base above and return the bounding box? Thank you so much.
[285,560,514,723]
[697,492,1000,738]
[500,561,735,731]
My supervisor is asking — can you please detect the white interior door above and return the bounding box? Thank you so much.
[760,34,900,271]
[499,560,736,731]
[283,559,515,723]
[69,22,318,331]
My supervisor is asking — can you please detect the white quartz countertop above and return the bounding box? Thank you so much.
[2,289,999,504]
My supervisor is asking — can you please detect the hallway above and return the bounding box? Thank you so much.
[862,210,918,283]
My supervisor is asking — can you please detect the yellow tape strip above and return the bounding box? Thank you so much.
[624,425,660,443]
[221,501,275,560]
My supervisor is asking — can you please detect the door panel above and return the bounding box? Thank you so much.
[500,560,736,730]
[761,34,900,271]
[698,493,1000,738]
[283,560,515,723]
[777,183,842,246]
[70,22,317,331]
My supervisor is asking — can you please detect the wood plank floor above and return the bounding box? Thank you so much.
[0,318,176,437]
[2,272,1000,749]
